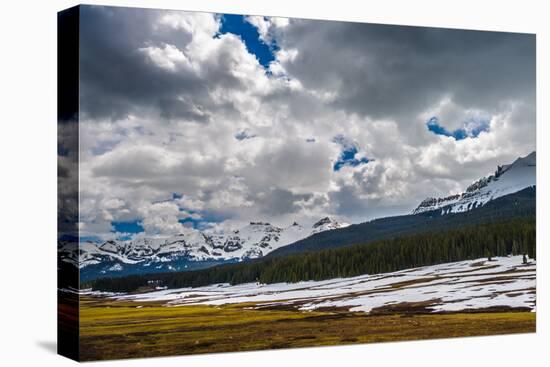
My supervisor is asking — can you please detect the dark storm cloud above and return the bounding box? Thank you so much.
[77,7,536,237]
[328,184,407,220]
[253,188,313,216]
[80,7,535,128]
[278,20,535,123]
[79,6,241,121]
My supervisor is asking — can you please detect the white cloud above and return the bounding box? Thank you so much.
[157,11,220,39]
[245,16,271,43]
[245,15,289,45]
[139,43,191,71]
[139,201,186,235]
[77,8,536,239]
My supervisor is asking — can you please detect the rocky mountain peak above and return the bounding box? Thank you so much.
[412,151,536,215]
[312,217,334,228]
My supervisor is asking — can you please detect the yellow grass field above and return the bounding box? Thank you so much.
[77,296,536,361]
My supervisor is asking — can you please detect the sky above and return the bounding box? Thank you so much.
[75,5,536,240]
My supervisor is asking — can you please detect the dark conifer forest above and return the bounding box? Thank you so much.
[88,217,535,292]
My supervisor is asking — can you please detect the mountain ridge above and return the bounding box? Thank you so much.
[413,151,535,215]
[59,217,349,280]
[266,186,535,258]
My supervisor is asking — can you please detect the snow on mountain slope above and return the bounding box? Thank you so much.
[310,217,350,235]
[67,217,349,270]
[413,151,536,215]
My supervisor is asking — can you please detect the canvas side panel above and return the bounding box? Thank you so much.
[57,5,80,362]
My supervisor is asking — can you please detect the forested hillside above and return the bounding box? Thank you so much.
[89,217,535,292]
[268,186,535,258]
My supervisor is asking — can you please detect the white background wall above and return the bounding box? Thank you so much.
[0,0,548,366]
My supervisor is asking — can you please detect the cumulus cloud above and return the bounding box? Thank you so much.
[245,15,289,45]
[77,6,536,239]
[139,201,187,234]
[275,21,535,124]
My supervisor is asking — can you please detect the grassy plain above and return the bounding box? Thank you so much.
[78,296,535,361]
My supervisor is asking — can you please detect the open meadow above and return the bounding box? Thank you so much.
[77,256,536,361]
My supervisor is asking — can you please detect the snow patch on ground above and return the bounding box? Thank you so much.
[113,256,536,314]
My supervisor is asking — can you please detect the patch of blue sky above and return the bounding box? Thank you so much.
[333,146,371,171]
[111,220,144,234]
[332,134,371,171]
[426,116,490,140]
[218,14,277,69]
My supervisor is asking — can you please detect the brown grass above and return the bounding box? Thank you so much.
[77,296,536,361]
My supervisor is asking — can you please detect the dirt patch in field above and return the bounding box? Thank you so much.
[389,277,439,289]
[440,306,533,314]
[470,261,486,267]
[369,299,441,315]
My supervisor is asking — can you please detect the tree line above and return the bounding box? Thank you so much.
[268,186,536,258]
[88,217,535,292]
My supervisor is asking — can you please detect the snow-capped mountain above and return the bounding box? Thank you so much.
[310,217,350,234]
[413,151,536,215]
[60,217,349,278]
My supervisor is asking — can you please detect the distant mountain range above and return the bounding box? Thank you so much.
[61,152,535,281]
[59,217,348,280]
[267,152,536,258]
